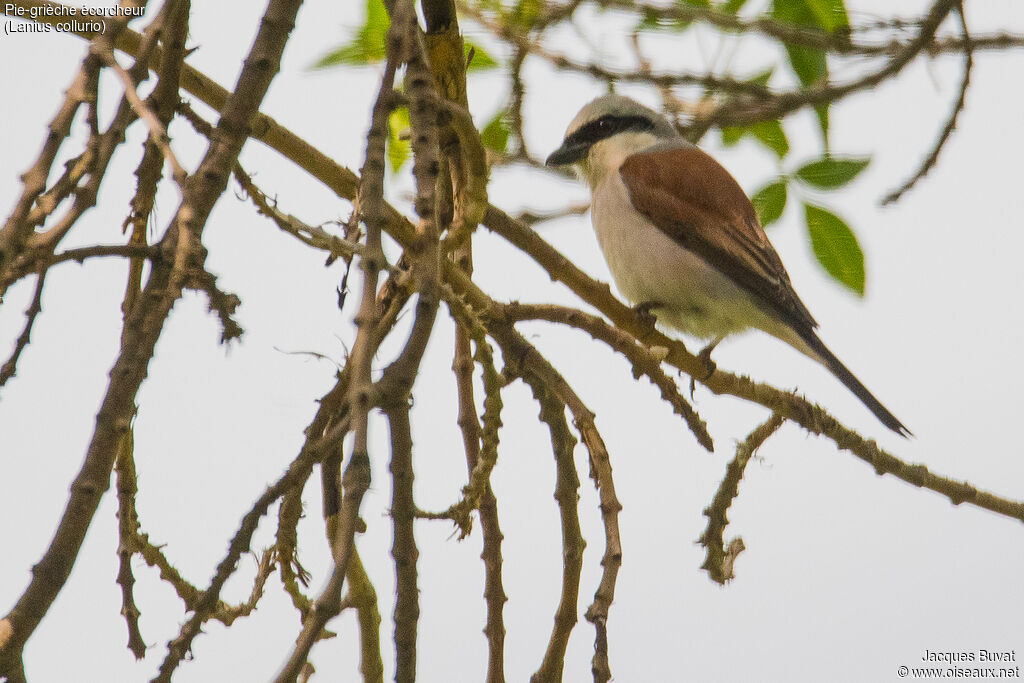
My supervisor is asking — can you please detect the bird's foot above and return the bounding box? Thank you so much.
[633,300,663,338]
[689,337,722,397]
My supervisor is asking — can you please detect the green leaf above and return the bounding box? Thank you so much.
[750,120,790,158]
[637,0,712,30]
[771,0,831,144]
[720,119,788,158]
[465,41,498,71]
[721,126,745,147]
[751,181,788,227]
[636,7,691,31]
[312,0,389,68]
[805,0,849,32]
[365,0,388,31]
[719,0,750,15]
[480,110,509,153]
[771,0,826,83]
[784,43,826,89]
[814,104,830,152]
[387,107,410,174]
[746,67,774,88]
[312,44,374,68]
[804,203,865,295]
[774,0,845,33]
[795,156,869,189]
[511,0,543,29]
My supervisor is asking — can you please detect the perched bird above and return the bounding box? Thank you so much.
[546,94,909,436]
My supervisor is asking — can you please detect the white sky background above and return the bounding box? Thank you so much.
[1,1,1023,681]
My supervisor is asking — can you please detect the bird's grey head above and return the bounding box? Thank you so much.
[545,94,678,168]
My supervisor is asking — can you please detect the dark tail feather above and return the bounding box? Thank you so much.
[801,330,911,437]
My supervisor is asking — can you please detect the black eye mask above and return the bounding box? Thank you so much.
[546,114,656,166]
[564,114,655,148]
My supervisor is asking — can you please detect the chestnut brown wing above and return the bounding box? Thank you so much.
[620,144,817,332]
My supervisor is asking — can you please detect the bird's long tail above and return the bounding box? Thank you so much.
[796,329,911,437]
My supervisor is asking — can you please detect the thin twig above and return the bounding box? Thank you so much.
[123,0,191,306]
[481,317,621,683]
[113,428,146,659]
[93,43,189,188]
[513,202,590,227]
[345,550,386,683]
[277,481,312,616]
[521,377,584,683]
[459,4,774,98]
[20,95,138,254]
[0,55,98,279]
[502,302,714,452]
[386,404,420,682]
[881,0,972,205]
[702,0,960,128]
[158,404,349,683]
[440,301,506,534]
[0,267,48,390]
[214,549,276,624]
[275,1,410,677]
[134,531,203,607]
[700,414,786,584]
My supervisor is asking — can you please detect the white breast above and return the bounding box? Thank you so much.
[589,168,773,341]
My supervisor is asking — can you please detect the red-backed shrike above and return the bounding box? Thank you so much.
[546,94,908,436]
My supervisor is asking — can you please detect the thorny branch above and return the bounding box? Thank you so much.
[700,414,786,584]
[1,0,300,678]
[0,267,47,390]
[523,378,584,683]
[273,2,406,675]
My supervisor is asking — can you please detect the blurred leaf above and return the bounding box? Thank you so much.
[747,67,774,87]
[771,0,826,81]
[387,107,410,174]
[637,0,713,30]
[752,181,788,227]
[636,13,658,30]
[721,126,745,147]
[805,0,849,32]
[637,7,691,31]
[312,0,388,68]
[719,0,750,14]
[814,105,830,152]
[771,0,830,144]
[312,44,372,68]
[511,0,542,29]
[465,41,499,71]
[720,119,788,158]
[750,120,790,158]
[480,110,509,153]
[784,43,826,89]
[804,203,865,295]
[795,156,870,188]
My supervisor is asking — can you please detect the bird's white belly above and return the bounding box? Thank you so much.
[591,173,770,341]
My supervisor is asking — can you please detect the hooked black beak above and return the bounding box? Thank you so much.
[545,140,590,167]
